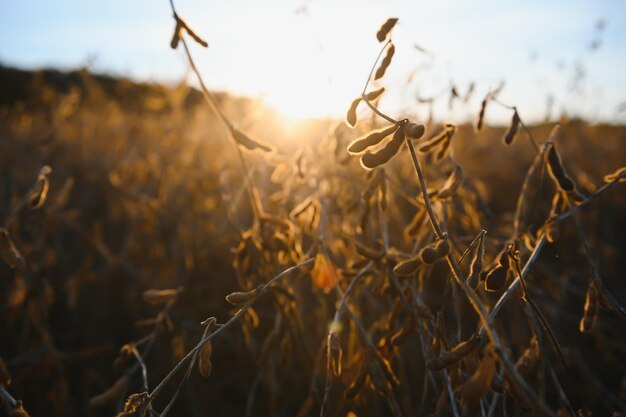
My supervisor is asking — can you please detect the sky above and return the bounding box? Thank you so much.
[2,0,626,123]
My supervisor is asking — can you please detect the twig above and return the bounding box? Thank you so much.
[512,255,584,417]
[159,321,212,417]
[444,369,461,417]
[148,258,314,403]
[168,0,262,220]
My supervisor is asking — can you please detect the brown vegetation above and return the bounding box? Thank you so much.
[1,10,626,417]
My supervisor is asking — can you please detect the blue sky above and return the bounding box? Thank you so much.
[2,0,626,122]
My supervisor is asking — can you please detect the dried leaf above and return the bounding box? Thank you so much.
[312,253,340,293]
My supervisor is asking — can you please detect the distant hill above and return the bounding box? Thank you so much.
[0,64,237,113]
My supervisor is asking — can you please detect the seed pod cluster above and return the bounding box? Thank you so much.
[376,18,398,42]
[503,110,520,145]
[229,127,274,153]
[545,142,575,192]
[0,228,25,269]
[347,124,399,155]
[579,282,598,333]
[418,124,456,157]
[360,122,406,169]
[438,165,464,199]
[427,334,481,371]
[374,43,395,80]
[395,237,451,276]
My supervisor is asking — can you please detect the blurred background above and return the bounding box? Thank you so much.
[2,0,626,122]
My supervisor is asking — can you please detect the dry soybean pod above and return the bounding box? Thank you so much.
[360,122,405,169]
[364,86,386,101]
[503,110,520,145]
[347,124,399,154]
[426,334,480,371]
[545,142,575,192]
[376,18,398,42]
[374,43,395,80]
[393,254,422,276]
[438,165,464,199]
[346,98,361,127]
[417,128,450,154]
[225,285,262,306]
[475,97,488,132]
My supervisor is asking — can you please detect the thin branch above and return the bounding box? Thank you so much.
[148,258,314,402]
[361,39,392,95]
[486,176,625,328]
